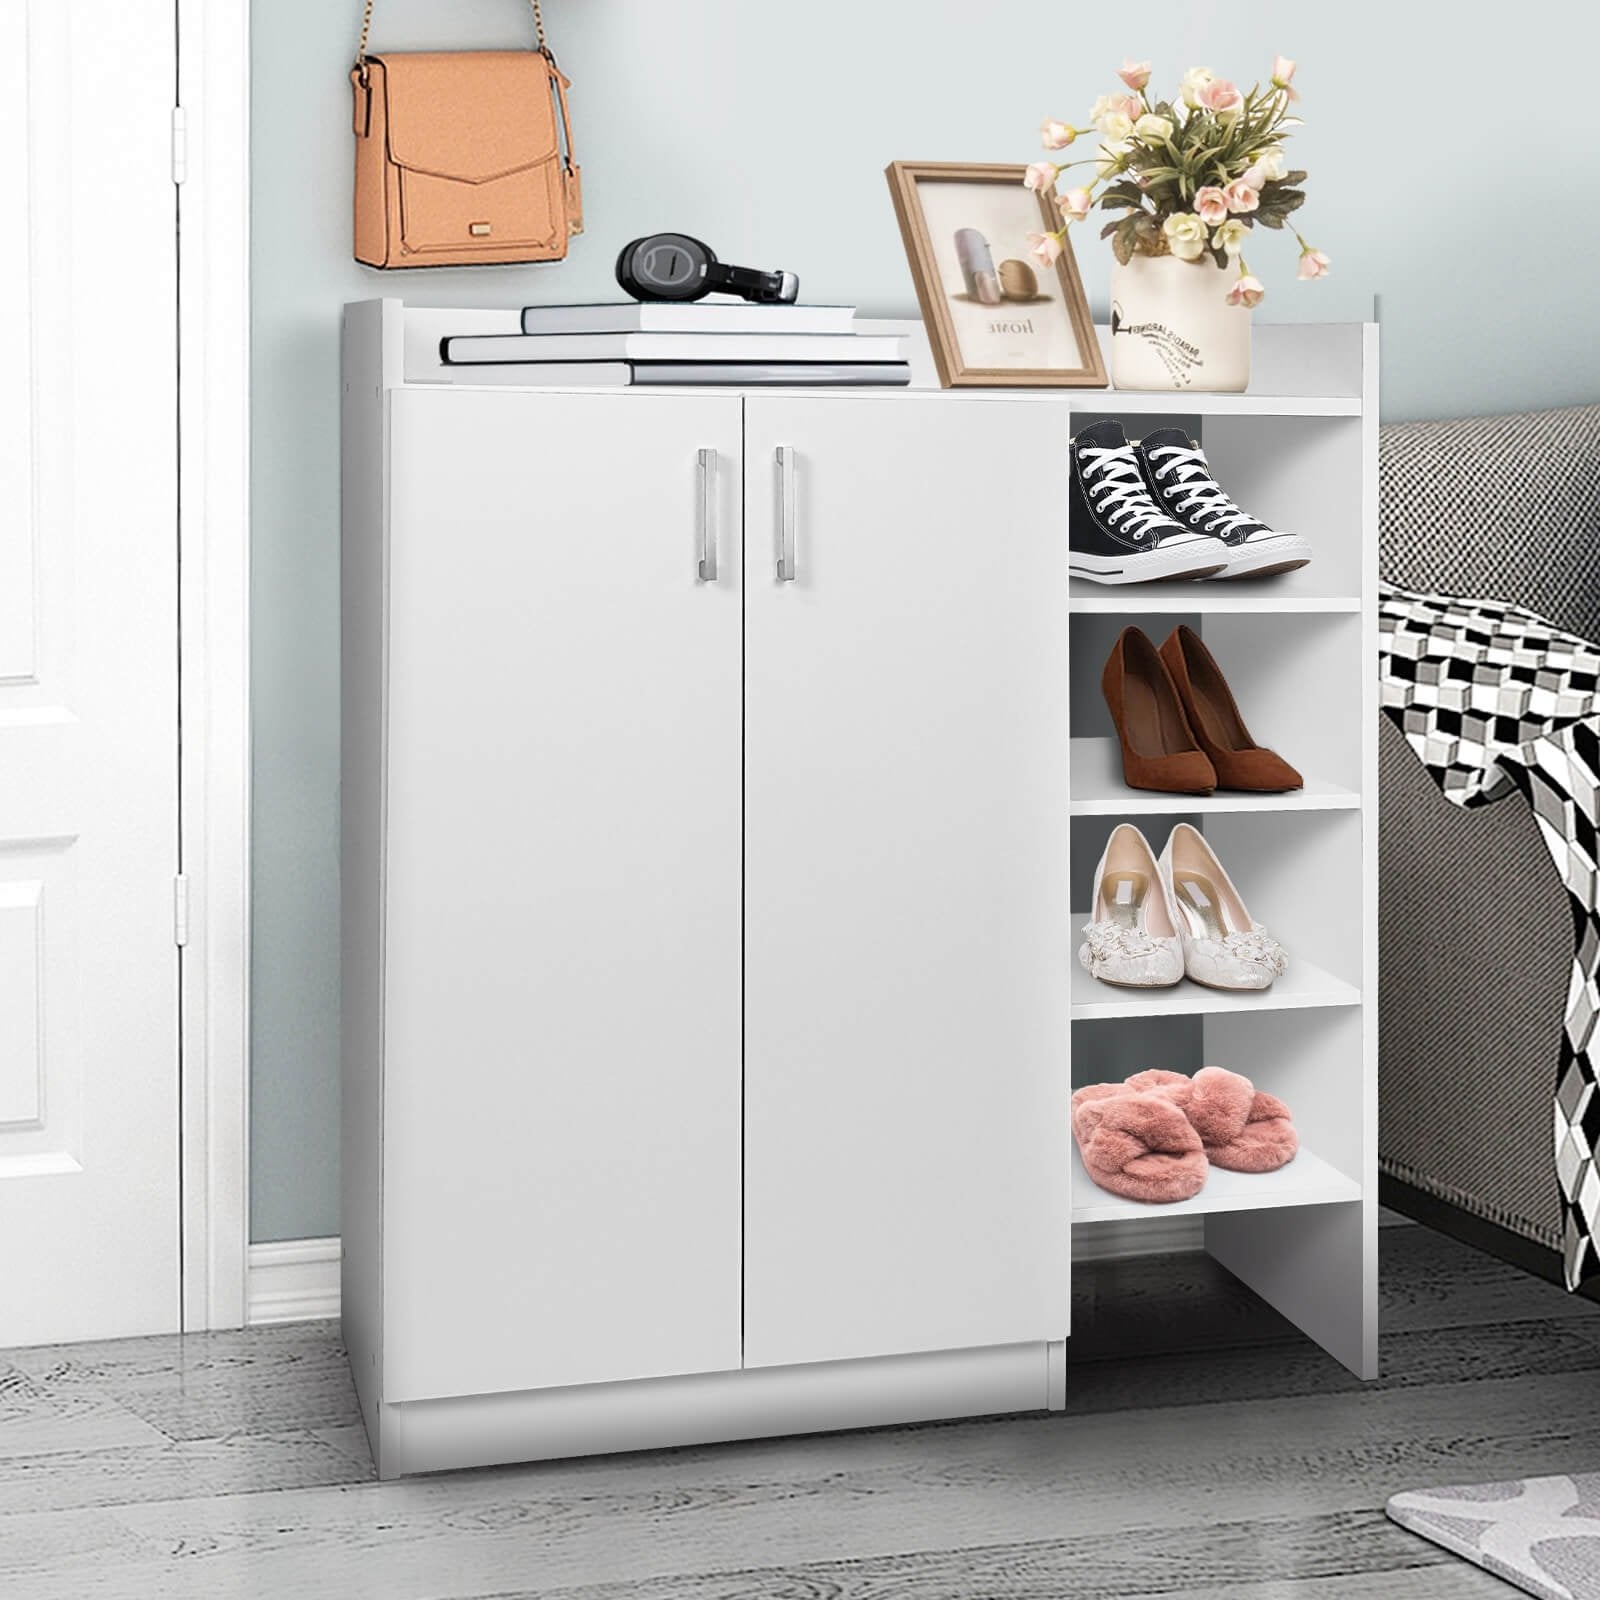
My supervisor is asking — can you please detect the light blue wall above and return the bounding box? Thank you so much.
[251,0,1600,1240]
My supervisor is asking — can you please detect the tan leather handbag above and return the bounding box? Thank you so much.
[351,0,581,269]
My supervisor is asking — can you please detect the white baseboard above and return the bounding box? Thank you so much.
[246,1237,341,1325]
[242,1222,1197,1330]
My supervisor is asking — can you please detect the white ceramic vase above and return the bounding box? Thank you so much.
[1108,252,1251,393]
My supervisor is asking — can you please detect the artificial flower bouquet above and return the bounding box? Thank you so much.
[1028,57,1329,305]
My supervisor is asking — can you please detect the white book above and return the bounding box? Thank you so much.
[520,302,856,335]
[441,331,905,365]
[424,361,913,388]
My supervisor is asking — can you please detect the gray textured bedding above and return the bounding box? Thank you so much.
[1379,404,1600,1256]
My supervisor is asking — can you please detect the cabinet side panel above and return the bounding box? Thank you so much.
[340,302,392,1453]
[1202,328,1380,1382]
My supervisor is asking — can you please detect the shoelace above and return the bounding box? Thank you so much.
[1079,444,1186,541]
[1144,444,1258,537]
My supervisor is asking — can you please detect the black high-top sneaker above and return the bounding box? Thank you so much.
[1135,429,1311,579]
[1069,420,1225,584]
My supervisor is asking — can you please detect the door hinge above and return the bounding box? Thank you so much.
[171,106,188,186]
[173,873,191,948]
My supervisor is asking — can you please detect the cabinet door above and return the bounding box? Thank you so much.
[381,388,743,1401]
[743,395,1072,1369]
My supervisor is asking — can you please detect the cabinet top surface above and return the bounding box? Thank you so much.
[353,302,1377,414]
[398,383,1365,414]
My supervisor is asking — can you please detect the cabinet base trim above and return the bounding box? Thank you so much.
[372,1341,1052,1479]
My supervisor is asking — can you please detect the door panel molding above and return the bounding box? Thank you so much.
[0,849,76,1161]
[0,879,46,1129]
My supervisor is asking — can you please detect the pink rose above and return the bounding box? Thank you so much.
[1197,77,1244,115]
[1240,164,1266,191]
[1058,187,1092,221]
[1297,247,1331,279]
[1027,231,1064,268]
[1272,55,1297,86]
[1040,119,1077,150]
[1223,180,1260,214]
[1119,93,1144,120]
[1226,273,1266,309]
[1023,162,1057,192]
[1118,58,1152,92]
[1193,186,1229,225]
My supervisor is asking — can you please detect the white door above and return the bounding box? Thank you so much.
[380,389,744,1402]
[0,1,180,1343]
[743,394,1072,1369]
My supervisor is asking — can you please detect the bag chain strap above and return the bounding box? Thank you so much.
[356,0,549,76]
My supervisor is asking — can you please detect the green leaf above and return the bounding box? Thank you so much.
[1096,184,1146,210]
[1282,169,1308,184]
[1099,219,1123,240]
[1255,210,1286,229]
[1111,215,1138,266]
[1255,185,1306,221]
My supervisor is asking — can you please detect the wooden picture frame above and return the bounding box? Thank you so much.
[886,161,1107,389]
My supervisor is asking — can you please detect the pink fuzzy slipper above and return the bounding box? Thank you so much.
[1071,1083,1209,1203]
[1125,1067,1299,1173]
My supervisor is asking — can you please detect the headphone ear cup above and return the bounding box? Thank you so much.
[614,239,642,297]
[616,234,712,301]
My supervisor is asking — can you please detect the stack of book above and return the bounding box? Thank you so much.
[439,303,910,387]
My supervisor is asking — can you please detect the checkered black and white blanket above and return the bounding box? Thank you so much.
[1381,582,1600,1288]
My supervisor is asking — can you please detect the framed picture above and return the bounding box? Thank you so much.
[886,161,1107,389]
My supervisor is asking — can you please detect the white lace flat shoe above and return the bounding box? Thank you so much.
[1078,824,1184,988]
[1157,823,1288,991]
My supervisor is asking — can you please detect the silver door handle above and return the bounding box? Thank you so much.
[775,445,797,581]
[696,448,718,582]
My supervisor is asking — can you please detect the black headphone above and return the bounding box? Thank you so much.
[615,233,799,305]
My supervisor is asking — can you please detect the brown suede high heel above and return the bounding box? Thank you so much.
[1100,627,1217,795]
[1158,625,1303,792]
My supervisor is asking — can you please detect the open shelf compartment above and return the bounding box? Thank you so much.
[1068,611,1366,798]
[1067,396,1367,613]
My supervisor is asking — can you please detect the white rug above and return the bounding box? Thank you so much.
[1388,1475,1600,1599]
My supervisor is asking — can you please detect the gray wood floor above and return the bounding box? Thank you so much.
[3,1223,1588,1597]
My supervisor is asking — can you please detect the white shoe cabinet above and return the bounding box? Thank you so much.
[342,301,1378,1477]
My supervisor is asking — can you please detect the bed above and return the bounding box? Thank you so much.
[1378,403,1600,1287]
